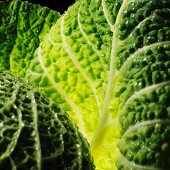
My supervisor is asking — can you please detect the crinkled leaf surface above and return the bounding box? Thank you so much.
[0,0,60,76]
[27,0,121,168]
[0,70,94,169]
[27,0,170,169]
[0,0,169,169]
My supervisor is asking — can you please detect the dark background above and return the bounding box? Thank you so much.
[26,0,76,13]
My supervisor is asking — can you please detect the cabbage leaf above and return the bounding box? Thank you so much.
[0,0,60,76]
[27,0,170,169]
[0,70,94,169]
[0,0,170,169]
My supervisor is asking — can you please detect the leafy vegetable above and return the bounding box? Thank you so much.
[26,0,170,169]
[0,0,60,76]
[0,70,94,169]
[0,0,170,169]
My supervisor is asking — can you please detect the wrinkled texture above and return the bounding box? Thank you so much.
[0,70,94,170]
[27,0,122,168]
[26,0,170,169]
[0,0,170,169]
[0,0,60,76]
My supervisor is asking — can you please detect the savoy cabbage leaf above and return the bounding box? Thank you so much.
[0,0,170,169]
[0,0,60,76]
[0,70,94,169]
[26,0,170,169]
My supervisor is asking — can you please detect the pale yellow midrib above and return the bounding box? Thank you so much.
[90,0,129,148]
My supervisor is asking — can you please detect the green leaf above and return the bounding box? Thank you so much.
[0,70,94,169]
[26,0,170,169]
[26,0,121,169]
[0,0,170,169]
[0,0,60,76]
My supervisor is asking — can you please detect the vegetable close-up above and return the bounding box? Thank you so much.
[0,0,170,169]
[0,70,94,169]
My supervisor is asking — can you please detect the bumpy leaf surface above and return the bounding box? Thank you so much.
[27,0,170,169]
[0,70,94,170]
[0,0,60,76]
